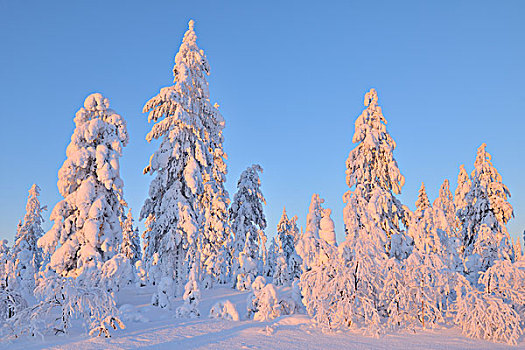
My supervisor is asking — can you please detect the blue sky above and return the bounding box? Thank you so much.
[1,0,523,245]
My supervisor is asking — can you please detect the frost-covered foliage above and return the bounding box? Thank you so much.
[209,300,240,321]
[176,265,201,318]
[343,89,408,259]
[0,287,27,323]
[230,165,267,290]
[38,93,129,277]
[458,144,513,278]
[9,184,46,298]
[120,209,141,265]
[453,273,522,345]
[141,20,231,304]
[99,253,134,296]
[271,208,302,286]
[246,277,281,321]
[6,270,124,339]
[479,260,525,316]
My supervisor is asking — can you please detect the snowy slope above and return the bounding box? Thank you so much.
[3,286,521,350]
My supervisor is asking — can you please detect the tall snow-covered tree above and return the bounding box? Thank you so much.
[120,209,141,265]
[343,88,408,257]
[301,89,408,333]
[10,184,46,298]
[230,164,267,290]
[458,144,513,277]
[140,20,230,302]
[38,93,129,277]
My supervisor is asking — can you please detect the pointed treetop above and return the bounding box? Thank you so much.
[364,88,379,107]
[416,182,430,211]
[474,143,491,167]
[28,184,40,198]
[188,19,195,30]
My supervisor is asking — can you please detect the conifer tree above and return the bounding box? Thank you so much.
[230,165,266,290]
[296,194,332,271]
[140,21,230,302]
[343,88,408,256]
[458,144,513,277]
[408,183,438,254]
[272,208,301,285]
[120,209,141,265]
[10,184,46,297]
[433,179,456,238]
[38,93,129,277]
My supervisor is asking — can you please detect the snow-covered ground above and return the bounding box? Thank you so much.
[3,285,521,350]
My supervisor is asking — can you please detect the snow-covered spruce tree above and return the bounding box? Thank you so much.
[408,183,441,254]
[272,207,302,286]
[458,144,513,278]
[433,179,456,238]
[343,89,408,259]
[301,89,409,334]
[120,209,141,265]
[141,20,230,304]
[296,194,334,272]
[230,165,267,290]
[38,93,129,277]
[432,179,462,271]
[9,184,46,299]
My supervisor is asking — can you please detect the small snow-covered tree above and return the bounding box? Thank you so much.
[38,93,129,277]
[176,264,201,318]
[272,207,302,285]
[141,20,230,303]
[246,276,281,321]
[407,183,436,253]
[230,165,267,290]
[120,209,141,265]
[9,184,46,298]
[209,299,240,321]
[296,194,333,271]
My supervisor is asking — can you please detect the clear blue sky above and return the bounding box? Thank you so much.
[1,0,524,245]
